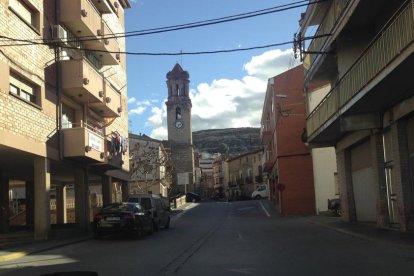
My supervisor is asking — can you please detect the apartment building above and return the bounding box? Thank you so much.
[299,0,414,231]
[212,153,226,197]
[0,0,131,239]
[261,65,315,215]
[225,149,262,199]
[129,133,171,197]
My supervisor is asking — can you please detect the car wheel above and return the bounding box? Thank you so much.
[255,195,261,199]
[165,218,170,229]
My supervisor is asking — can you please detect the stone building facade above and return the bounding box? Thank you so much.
[165,63,195,194]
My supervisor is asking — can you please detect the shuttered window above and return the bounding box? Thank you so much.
[9,0,40,31]
[9,73,38,105]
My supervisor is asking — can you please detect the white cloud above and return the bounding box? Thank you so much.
[128,99,152,115]
[144,48,301,137]
[129,106,146,115]
[146,106,164,126]
[151,126,168,140]
[244,49,300,80]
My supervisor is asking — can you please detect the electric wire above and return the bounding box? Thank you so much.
[0,0,327,43]
[0,34,330,56]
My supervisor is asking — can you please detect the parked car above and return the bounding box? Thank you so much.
[251,184,268,199]
[93,202,154,239]
[127,194,171,231]
[186,192,201,202]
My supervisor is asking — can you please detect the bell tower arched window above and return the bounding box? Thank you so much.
[176,107,181,120]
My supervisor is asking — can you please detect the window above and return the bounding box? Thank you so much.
[9,73,38,105]
[62,104,75,129]
[176,107,181,120]
[9,0,40,32]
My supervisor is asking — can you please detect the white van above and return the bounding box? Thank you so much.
[251,184,268,199]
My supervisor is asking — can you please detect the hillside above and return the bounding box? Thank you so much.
[192,127,261,155]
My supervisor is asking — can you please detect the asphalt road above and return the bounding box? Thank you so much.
[1,200,414,275]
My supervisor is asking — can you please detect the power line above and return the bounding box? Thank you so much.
[0,34,330,56]
[0,0,327,43]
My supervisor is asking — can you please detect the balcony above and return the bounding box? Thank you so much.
[62,127,105,163]
[60,0,102,42]
[304,0,350,75]
[61,58,104,104]
[307,0,414,143]
[90,0,112,14]
[61,58,121,118]
[260,122,272,145]
[89,81,122,117]
[60,0,120,66]
[84,21,120,65]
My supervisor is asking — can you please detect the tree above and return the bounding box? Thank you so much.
[218,143,229,155]
[129,140,173,196]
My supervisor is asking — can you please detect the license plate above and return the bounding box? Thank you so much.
[106,217,120,221]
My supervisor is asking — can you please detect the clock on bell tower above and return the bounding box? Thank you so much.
[165,63,195,194]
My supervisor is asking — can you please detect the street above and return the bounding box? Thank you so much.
[1,200,414,275]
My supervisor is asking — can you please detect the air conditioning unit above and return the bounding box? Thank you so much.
[52,25,68,45]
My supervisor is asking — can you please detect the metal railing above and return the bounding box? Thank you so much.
[306,0,350,71]
[307,0,414,138]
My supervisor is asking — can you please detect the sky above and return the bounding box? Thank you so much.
[124,0,306,140]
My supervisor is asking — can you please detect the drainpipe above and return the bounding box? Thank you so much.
[55,0,63,160]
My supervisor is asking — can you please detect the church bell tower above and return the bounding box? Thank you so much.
[166,63,194,194]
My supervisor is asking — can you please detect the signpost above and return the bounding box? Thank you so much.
[177,172,190,193]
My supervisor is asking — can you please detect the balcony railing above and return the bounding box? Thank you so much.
[260,121,272,145]
[84,20,120,66]
[90,0,112,14]
[89,81,121,117]
[307,0,414,139]
[60,0,102,41]
[304,0,350,72]
[62,126,105,162]
[61,58,104,104]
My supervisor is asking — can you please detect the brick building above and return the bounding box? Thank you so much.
[0,0,131,239]
[261,65,315,215]
[299,0,414,231]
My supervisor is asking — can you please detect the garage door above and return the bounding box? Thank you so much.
[351,141,377,222]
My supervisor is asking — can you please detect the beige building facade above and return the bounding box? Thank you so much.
[0,0,131,239]
[225,150,263,199]
[299,0,414,231]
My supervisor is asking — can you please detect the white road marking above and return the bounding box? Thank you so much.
[259,201,271,217]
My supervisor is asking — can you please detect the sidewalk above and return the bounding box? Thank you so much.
[0,204,190,262]
[302,215,414,249]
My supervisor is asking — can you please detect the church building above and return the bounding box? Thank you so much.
[165,64,195,194]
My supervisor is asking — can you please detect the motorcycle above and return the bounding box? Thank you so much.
[328,198,341,216]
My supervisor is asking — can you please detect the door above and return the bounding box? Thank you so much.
[351,141,377,222]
